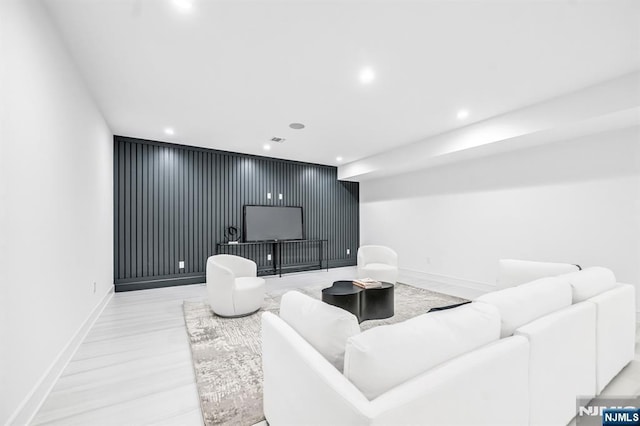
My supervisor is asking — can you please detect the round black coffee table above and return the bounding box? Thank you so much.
[321,280,394,323]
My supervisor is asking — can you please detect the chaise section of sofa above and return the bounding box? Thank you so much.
[477,275,596,426]
[561,267,636,393]
[477,265,636,426]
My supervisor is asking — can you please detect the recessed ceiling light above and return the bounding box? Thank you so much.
[164,127,175,135]
[359,67,375,84]
[263,144,271,151]
[457,109,469,120]
[336,156,343,162]
[173,0,193,12]
[289,123,305,130]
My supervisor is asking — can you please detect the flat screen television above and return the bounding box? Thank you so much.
[243,205,304,242]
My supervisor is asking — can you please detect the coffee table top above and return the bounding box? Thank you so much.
[322,280,394,295]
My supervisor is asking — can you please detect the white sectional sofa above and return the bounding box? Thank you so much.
[262,267,636,426]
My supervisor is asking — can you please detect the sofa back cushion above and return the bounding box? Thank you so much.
[477,276,572,337]
[343,302,500,400]
[279,291,360,371]
[559,266,617,303]
[497,259,580,289]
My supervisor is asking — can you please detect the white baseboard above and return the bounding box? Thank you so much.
[399,268,496,293]
[6,286,114,426]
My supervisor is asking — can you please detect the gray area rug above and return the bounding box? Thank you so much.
[183,283,467,425]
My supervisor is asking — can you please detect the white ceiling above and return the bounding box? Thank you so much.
[44,0,640,166]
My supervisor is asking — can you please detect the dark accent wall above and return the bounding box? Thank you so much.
[114,136,359,292]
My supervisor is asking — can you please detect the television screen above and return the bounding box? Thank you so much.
[244,205,304,242]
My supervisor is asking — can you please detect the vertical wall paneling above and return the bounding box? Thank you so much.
[113,136,359,291]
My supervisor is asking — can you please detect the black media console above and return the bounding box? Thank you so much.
[215,239,328,277]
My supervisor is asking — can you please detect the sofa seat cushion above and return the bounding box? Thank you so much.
[497,259,580,289]
[558,267,617,303]
[476,276,572,337]
[343,302,500,400]
[279,291,360,371]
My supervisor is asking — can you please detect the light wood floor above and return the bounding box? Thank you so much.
[32,267,360,425]
[32,266,639,425]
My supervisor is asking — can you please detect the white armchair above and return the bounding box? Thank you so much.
[357,245,398,283]
[206,254,266,317]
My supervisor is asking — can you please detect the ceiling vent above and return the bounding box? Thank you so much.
[270,137,286,143]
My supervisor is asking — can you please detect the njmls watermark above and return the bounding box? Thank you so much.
[577,396,640,426]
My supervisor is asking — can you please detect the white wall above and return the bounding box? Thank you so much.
[0,1,113,424]
[360,127,640,293]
